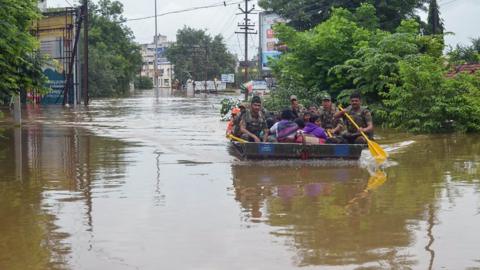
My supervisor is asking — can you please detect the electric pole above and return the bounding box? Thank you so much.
[236,0,257,101]
[83,0,89,106]
[154,0,159,98]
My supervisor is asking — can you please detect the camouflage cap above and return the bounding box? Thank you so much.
[322,93,331,100]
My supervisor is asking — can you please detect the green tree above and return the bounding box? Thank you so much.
[266,6,373,108]
[134,76,153,90]
[448,38,480,64]
[425,0,444,35]
[166,27,236,84]
[87,0,142,97]
[383,55,480,133]
[258,0,428,32]
[0,0,46,104]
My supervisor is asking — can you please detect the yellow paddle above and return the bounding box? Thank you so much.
[338,105,388,164]
[227,133,248,143]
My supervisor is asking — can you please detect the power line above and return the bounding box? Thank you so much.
[126,1,243,22]
[439,0,460,6]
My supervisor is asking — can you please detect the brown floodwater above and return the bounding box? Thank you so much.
[0,90,479,270]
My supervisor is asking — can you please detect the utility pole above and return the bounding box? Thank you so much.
[154,0,159,98]
[83,0,89,106]
[236,0,257,101]
[204,43,208,93]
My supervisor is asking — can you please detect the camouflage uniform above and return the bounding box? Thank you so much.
[318,105,342,130]
[240,110,268,141]
[342,105,373,144]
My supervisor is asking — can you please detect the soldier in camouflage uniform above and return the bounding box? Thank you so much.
[240,96,269,142]
[318,93,343,136]
[335,92,373,144]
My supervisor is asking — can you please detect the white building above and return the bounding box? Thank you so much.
[140,35,175,88]
[38,0,47,11]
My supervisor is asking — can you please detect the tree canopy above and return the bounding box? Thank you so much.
[264,4,480,133]
[87,0,142,97]
[0,0,46,104]
[166,27,236,84]
[425,0,444,35]
[448,38,480,64]
[258,0,428,32]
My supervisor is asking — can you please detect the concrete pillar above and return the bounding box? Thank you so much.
[13,95,21,126]
[14,127,22,181]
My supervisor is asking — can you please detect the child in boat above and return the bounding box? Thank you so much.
[303,115,328,144]
[269,109,298,142]
[303,111,312,123]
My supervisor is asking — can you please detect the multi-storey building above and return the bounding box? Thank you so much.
[140,35,175,88]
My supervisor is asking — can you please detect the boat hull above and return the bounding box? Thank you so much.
[231,142,365,160]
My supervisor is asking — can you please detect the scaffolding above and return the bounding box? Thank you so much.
[32,7,86,105]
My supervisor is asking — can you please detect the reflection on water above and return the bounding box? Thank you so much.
[0,123,136,270]
[0,91,479,269]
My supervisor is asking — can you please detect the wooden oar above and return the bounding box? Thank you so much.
[227,133,248,143]
[338,105,388,164]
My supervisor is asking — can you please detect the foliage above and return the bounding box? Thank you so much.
[134,76,153,90]
[266,4,480,133]
[220,98,241,121]
[258,0,428,32]
[166,27,236,84]
[87,0,142,97]
[447,38,480,64]
[425,0,444,35]
[332,20,444,105]
[0,0,46,103]
[382,55,480,133]
[268,7,372,104]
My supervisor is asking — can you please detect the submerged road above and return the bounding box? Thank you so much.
[0,89,479,269]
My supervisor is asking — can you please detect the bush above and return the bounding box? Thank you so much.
[382,55,480,133]
[134,76,153,90]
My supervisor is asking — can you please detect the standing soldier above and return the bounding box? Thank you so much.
[335,92,373,144]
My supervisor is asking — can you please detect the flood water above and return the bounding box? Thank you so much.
[1,90,479,270]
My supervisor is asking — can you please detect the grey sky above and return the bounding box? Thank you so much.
[48,0,479,56]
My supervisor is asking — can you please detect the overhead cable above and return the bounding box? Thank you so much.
[126,0,243,22]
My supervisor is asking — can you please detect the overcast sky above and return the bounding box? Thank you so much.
[48,0,479,56]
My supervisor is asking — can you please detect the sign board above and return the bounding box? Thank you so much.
[259,12,286,71]
[221,74,235,83]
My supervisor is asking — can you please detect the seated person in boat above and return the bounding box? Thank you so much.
[239,96,269,142]
[303,115,328,144]
[302,111,312,124]
[307,104,319,115]
[318,93,343,135]
[226,107,241,136]
[229,102,250,137]
[269,109,298,142]
[334,92,373,144]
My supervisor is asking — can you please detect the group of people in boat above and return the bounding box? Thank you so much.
[226,92,374,145]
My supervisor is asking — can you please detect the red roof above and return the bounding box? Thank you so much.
[447,64,480,77]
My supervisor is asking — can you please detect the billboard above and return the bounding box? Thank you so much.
[259,12,286,72]
[221,74,235,83]
[34,13,75,104]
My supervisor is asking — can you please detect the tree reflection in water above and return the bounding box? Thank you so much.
[0,125,135,270]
